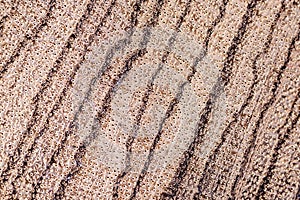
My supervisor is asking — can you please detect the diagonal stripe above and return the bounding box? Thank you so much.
[0,0,56,79]
[161,0,262,198]
[195,1,287,197]
[128,1,193,199]
[230,26,300,198]
[255,90,300,199]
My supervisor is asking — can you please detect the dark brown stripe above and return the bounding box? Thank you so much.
[112,66,155,199]
[54,0,190,197]
[0,0,114,198]
[1,0,93,176]
[52,0,155,197]
[128,1,193,199]
[55,0,165,197]
[221,0,260,87]
[0,0,56,79]
[3,5,89,187]
[0,0,57,185]
[0,15,8,36]
[195,0,286,197]
[255,91,300,199]
[161,94,215,200]
[161,0,261,199]
[111,0,169,198]
[230,26,300,198]
[60,0,151,163]
[129,82,188,200]
[0,0,18,37]
[53,48,147,199]
[115,57,202,200]
[12,1,99,197]
[203,0,229,51]
[158,0,227,199]
[28,1,118,198]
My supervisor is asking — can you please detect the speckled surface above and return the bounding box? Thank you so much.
[0,0,299,199]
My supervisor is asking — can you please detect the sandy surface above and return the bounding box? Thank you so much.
[0,0,299,199]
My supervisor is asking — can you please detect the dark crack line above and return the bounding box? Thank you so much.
[194,0,286,197]
[0,0,56,79]
[1,0,96,186]
[160,0,261,199]
[53,48,147,200]
[203,0,229,51]
[223,0,288,182]
[129,82,187,200]
[30,1,118,199]
[0,15,8,37]
[51,0,155,198]
[86,49,148,148]
[157,0,223,198]
[0,0,19,37]
[28,1,100,199]
[53,0,189,198]
[230,26,300,198]
[0,0,56,185]
[11,3,99,198]
[0,1,116,199]
[54,0,166,198]
[0,0,96,191]
[128,1,193,199]
[56,0,151,171]
[112,58,158,199]
[255,91,300,199]
[161,88,216,200]
[130,59,202,200]
[220,0,260,87]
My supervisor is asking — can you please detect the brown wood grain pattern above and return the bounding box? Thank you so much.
[0,0,299,199]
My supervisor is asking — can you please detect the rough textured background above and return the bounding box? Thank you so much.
[0,0,299,199]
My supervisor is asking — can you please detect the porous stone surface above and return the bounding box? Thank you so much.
[0,0,299,199]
